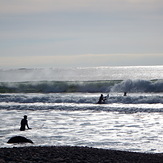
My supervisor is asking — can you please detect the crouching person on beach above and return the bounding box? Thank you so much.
[20,115,32,131]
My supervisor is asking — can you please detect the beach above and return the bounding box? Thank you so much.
[0,146,163,163]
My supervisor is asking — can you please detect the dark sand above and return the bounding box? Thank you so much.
[0,146,163,163]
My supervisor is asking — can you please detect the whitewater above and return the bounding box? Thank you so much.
[0,66,163,153]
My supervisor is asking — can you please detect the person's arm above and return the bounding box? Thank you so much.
[26,120,31,129]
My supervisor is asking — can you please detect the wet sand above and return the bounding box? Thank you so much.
[0,146,163,163]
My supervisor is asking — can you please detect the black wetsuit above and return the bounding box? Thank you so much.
[97,95,104,104]
[20,119,28,131]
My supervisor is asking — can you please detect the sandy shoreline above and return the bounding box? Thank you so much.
[0,146,163,163]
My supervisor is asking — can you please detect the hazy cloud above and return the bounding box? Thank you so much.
[0,0,163,67]
[0,0,163,15]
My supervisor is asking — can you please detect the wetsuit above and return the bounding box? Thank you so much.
[20,118,28,131]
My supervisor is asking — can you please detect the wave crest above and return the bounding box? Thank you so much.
[111,79,163,93]
[0,79,163,93]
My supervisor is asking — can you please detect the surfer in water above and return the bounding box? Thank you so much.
[97,94,107,104]
[124,92,127,96]
[20,115,31,131]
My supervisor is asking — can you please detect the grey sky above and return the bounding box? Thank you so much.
[0,0,163,68]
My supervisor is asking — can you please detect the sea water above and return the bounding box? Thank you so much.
[0,66,163,153]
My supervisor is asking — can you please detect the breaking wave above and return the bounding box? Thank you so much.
[0,79,163,93]
[111,79,163,93]
[0,92,163,113]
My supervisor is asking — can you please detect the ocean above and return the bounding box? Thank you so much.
[0,66,163,153]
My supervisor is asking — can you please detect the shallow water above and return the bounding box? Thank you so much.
[1,93,163,153]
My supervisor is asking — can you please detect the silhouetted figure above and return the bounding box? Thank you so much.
[97,94,107,104]
[20,115,31,131]
[124,92,127,96]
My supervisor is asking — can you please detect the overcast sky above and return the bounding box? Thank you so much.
[0,0,163,68]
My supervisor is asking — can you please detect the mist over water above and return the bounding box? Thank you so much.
[1,66,163,94]
[0,66,163,82]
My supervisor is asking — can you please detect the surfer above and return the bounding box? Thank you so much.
[124,92,127,96]
[20,115,31,131]
[97,94,107,104]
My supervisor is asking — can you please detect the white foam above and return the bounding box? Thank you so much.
[1,109,163,153]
